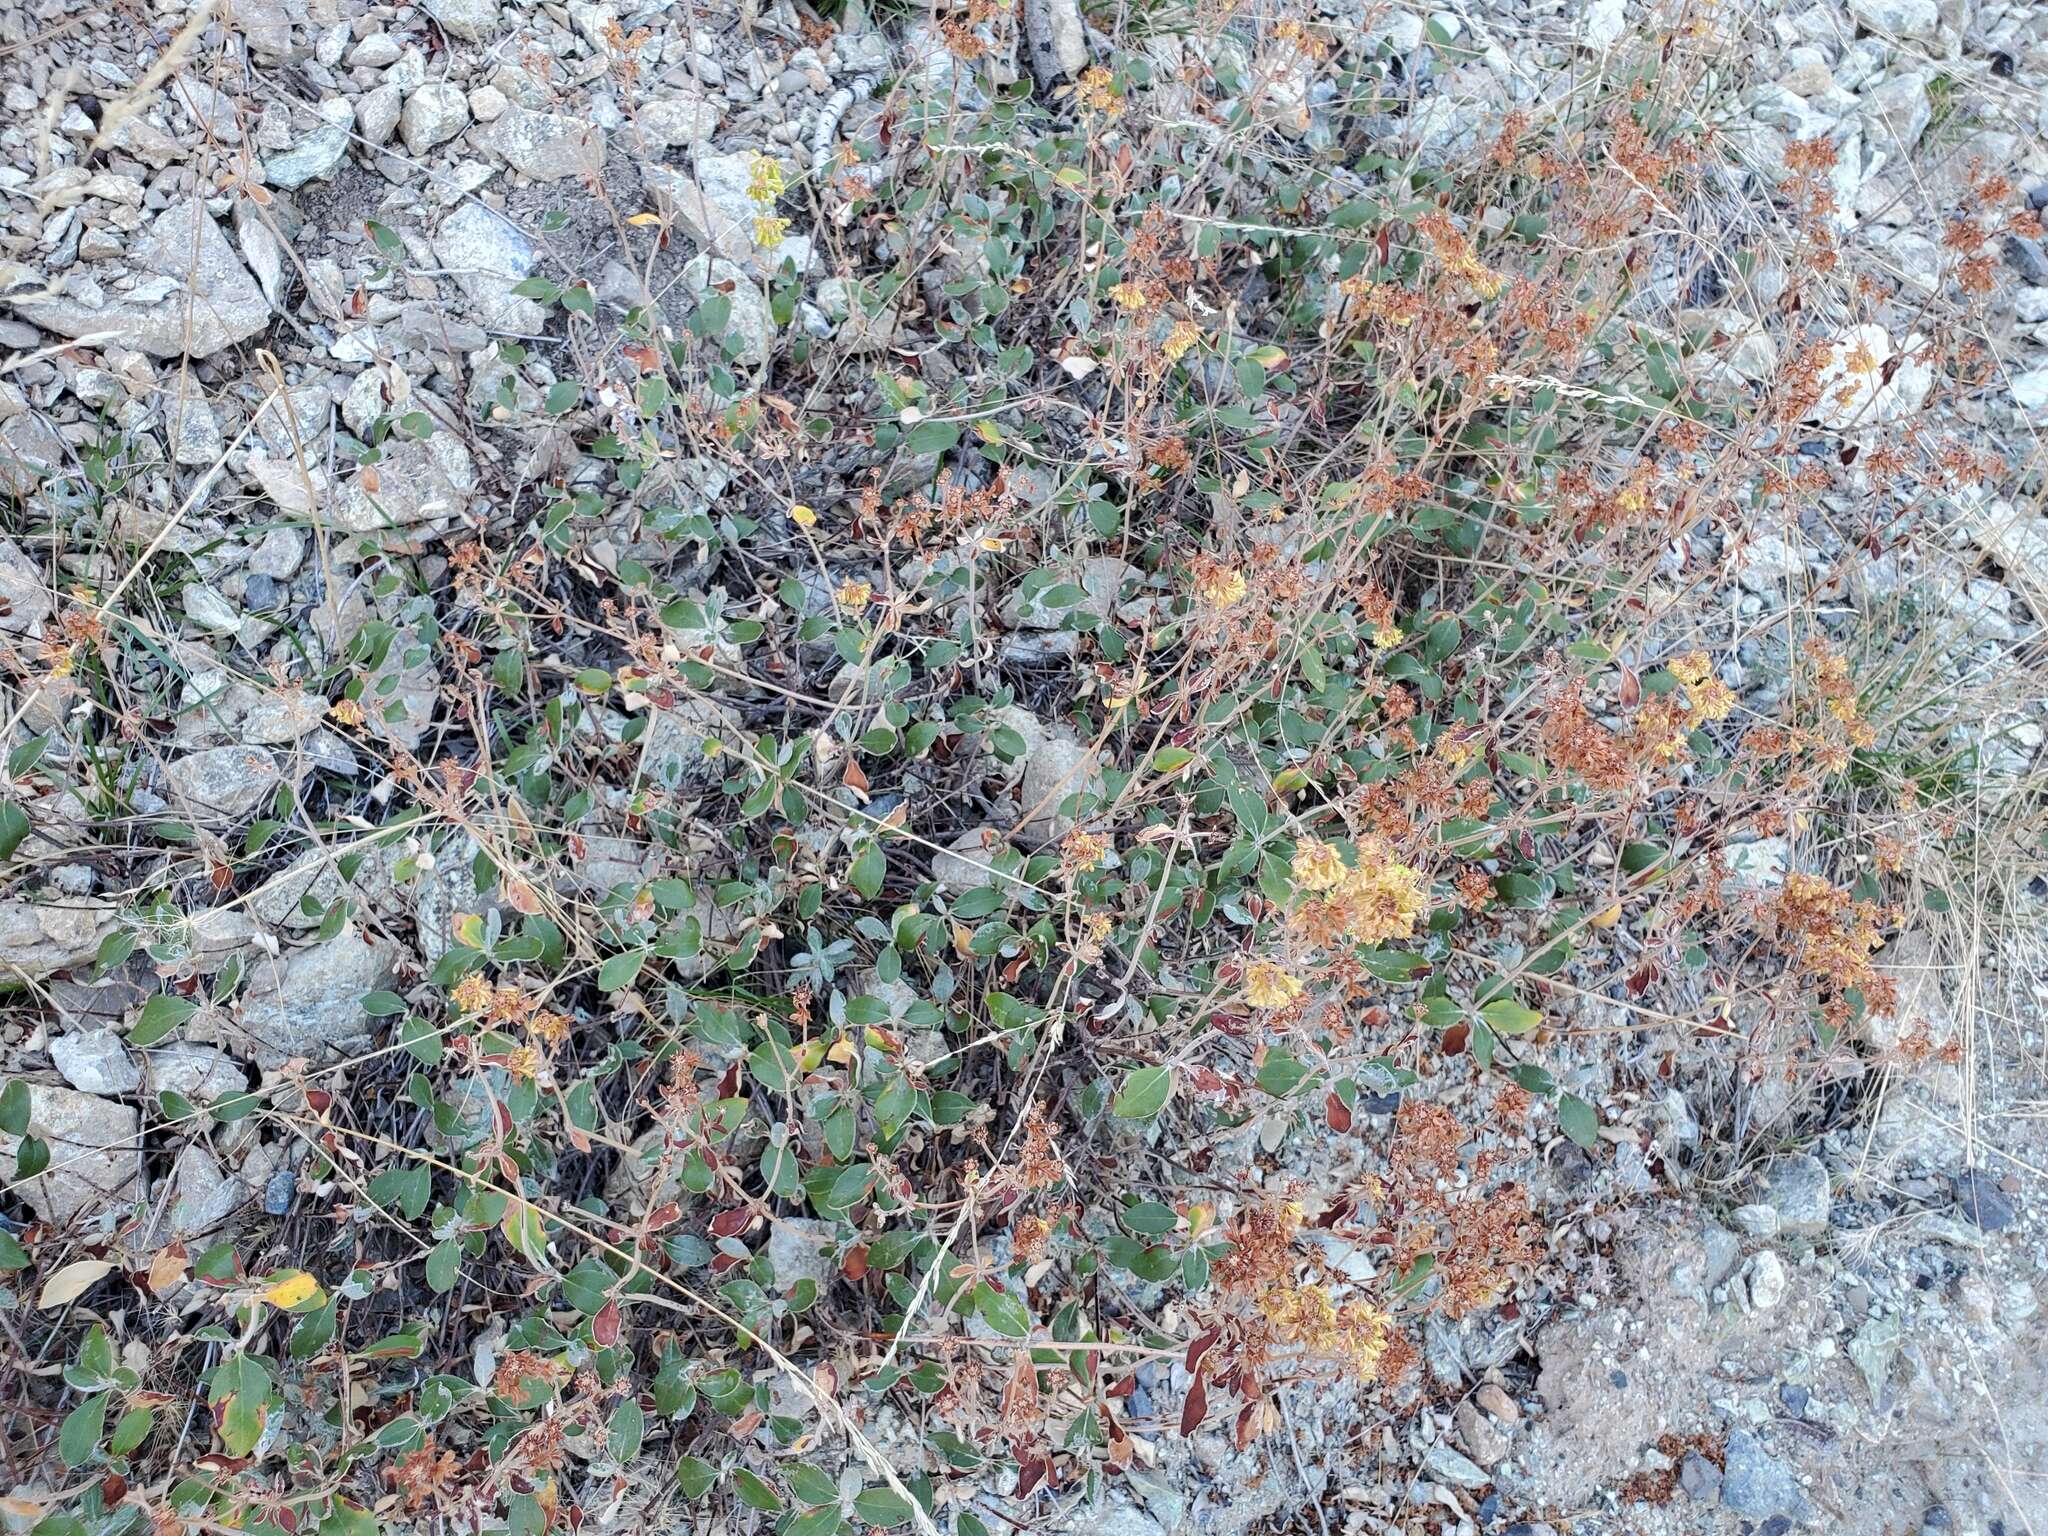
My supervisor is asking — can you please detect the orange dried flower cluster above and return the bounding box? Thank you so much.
[1763,873,1896,1027]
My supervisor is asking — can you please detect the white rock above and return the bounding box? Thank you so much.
[225,930,391,1069]
[2012,367,2048,422]
[433,203,544,333]
[1725,837,1790,891]
[645,151,772,263]
[1584,0,1627,50]
[473,107,605,182]
[0,1086,138,1224]
[1846,0,1938,38]
[8,198,271,360]
[165,746,284,820]
[357,83,403,147]
[1741,1249,1788,1311]
[638,94,720,149]
[400,82,470,157]
[427,0,501,42]
[52,1028,142,1095]
[682,253,772,366]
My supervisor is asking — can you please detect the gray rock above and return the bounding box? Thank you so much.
[1758,1154,1831,1237]
[432,203,544,333]
[166,746,284,821]
[474,107,605,181]
[1953,1169,2017,1231]
[145,1042,246,1104]
[0,1084,139,1224]
[681,253,772,366]
[931,827,1010,892]
[0,537,55,636]
[1721,1430,1804,1520]
[1701,1222,1744,1287]
[640,697,742,788]
[646,151,768,263]
[265,104,354,189]
[1001,556,1136,631]
[226,930,391,1068]
[1742,1248,1789,1310]
[0,898,116,979]
[1736,534,1809,594]
[331,427,477,534]
[766,1217,838,1291]
[7,198,271,359]
[183,584,241,634]
[1006,711,1102,847]
[1846,0,1937,38]
[51,1029,141,1095]
[168,1143,245,1235]
[1422,1441,1492,1490]
[1680,1452,1723,1502]
[1858,72,1931,153]
[427,0,500,41]
[401,83,470,157]
[2012,367,2048,422]
[357,83,403,147]
[637,94,720,149]
[1725,837,1791,891]
[2006,237,2048,287]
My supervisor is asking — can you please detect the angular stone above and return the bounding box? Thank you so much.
[645,151,768,262]
[400,83,470,157]
[432,203,544,333]
[264,104,354,189]
[7,198,270,359]
[640,696,741,788]
[0,898,116,979]
[0,1085,138,1225]
[330,429,477,534]
[0,537,54,637]
[168,1143,245,1235]
[165,746,284,821]
[1758,1154,1831,1237]
[51,1028,141,1095]
[225,930,391,1069]
[427,0,500,41]
[473,107,605,182]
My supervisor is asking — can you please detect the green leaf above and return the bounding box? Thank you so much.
[598,949,648,992]
[426,1239,461,1293]
[562,1259,614,1315]
[502,1203,549,1268]
[853,1488,915,1526]
[1111,1065,1173,1120]
[1558,1093,1599,1149]
[787,1464,840,1507]
[849,841,886,901]
[1479,997,1542,1036]
[545,381,581,415]
[730,1469,784,1513]
[676,1456,718,1500]
[210,1353,273,1458]
[108,1404,154,1457]
[975,1283,1031,1338]
[58,1391,107,1468]
[608,1396,645,1461]
[0,1078,28,1136]
[0,1228,29,1270]
[905,419,960,456]
[0,800,29,861]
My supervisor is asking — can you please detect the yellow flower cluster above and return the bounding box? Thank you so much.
[1259,1282,1390,1379]
[1289,837,1427,947]
[1668,651,1735,723]
[1244,960,1305,1009]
